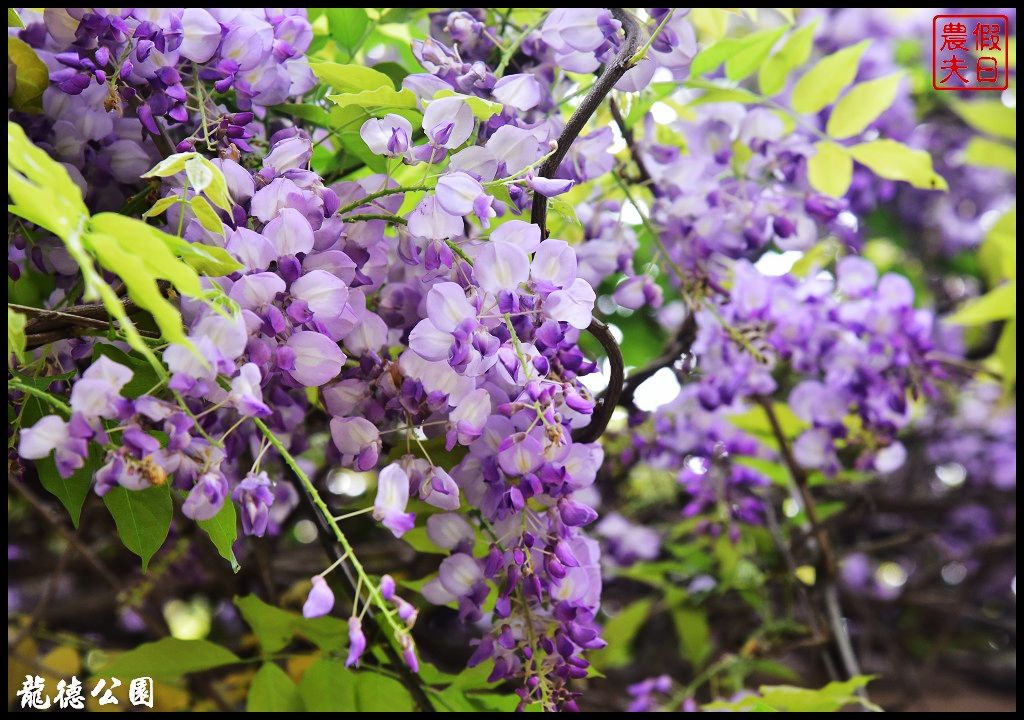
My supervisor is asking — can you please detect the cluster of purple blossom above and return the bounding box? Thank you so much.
[10,8,314,209]
[16,6,710,705]
[637,103,858,276]
[688,256,938,476]
[631,386,773,540]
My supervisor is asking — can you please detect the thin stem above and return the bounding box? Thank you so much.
[333,506,374,522]
[757,398,868,697]
[629,9,677,65]
[252,418,434,711]
[335,185,431,217]
[339,213,407,225]
[8,380,72,417]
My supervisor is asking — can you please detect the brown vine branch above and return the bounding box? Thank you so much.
[756,398,867,693]
[573,318,625,443]
[529,9,640,444]
[617,313,698,410]
[530,8,642,234]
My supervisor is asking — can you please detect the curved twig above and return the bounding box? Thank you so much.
[618,313,697,409]
[529,9,640,444]
[573,317,625,443]
[530,8,643,233]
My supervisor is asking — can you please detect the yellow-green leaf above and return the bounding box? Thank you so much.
[995,319,1016,389]
[158,231,244,277]
[142,152,195,179]
[143,195,182,219]
[945,282,1016,326]
[791,40,870,114]
[327,87,418,116]
[848,139,948,191]
[8,121,89,238]
[978,207,1016,283]
[759,21,819,96]
[184,155,214,193]
[951,99,1016,141]
[725,26,789,82]
[8,307,27,365]
[962,136,1017,174]
[432,89,503,121]
[8,37,48,111]
[89,213,203,297]
[189,195,226,235]
[197,155,233,211]
[826,72,903,139]
[807,141,853,197]
[312,62,394,93]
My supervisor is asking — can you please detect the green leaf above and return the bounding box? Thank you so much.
[807,141,853,198]
[962,137,1017,174]
[672,604,712,667]
[198,500,240,572]
[945,282,1016,325]
[761,676,878,712]
[848,139,948,191]
[548,197,579,227]
[355,672,414,711]
[235,594,348,653]
[690,35,750,77]
[85,231,191,347]
[8,123,164,370]
[248,663,303,712]
[196,156,233,211]
[90,214,203,296]
[97,638,240,679]
[729,402,808,443]
[624,82,678,127]
[312,62,394,93]
[37,445,103,528]
[591,599,652,669]
[298,658,357,711]
[826,73,903,139]
[725,27,789,82]
[8,37,47,111]
[951,99,1016,141]
[157,231,243,277]
[102,484,172,571]
[235,595,296,653]
[8,307,27,365]
[791,40,870,114]
[759,21,819,96]
[9,8,24,27]
[400,526,447,554]
[277,103,334,128]
[687,86,761,107]
[326,9,370,56]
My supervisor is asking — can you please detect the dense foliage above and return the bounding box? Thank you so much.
[8,7,1016,712]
